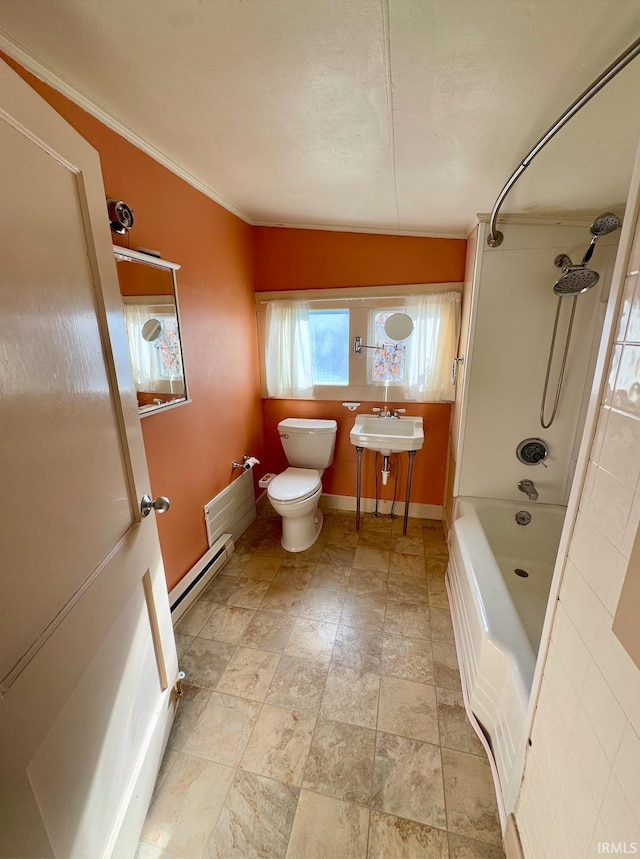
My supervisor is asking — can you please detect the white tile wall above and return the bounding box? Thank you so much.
[517,213,640,857]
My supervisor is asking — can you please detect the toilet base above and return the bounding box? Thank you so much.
[281,508,324,553]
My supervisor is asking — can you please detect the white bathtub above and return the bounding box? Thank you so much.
[446,496,565,813]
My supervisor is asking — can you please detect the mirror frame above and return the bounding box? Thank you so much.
[114,245,190,418]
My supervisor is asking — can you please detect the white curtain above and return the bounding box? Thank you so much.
[405,291,461,402]
[265,300,313,398]
[123,304,156,388]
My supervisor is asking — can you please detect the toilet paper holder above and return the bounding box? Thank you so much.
[232,454,261,471]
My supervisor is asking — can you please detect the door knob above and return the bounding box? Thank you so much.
[140,495,171,517]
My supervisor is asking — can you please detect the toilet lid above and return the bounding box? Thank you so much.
[268,467,321,503]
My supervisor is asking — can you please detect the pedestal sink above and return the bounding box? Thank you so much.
[349,415,424,535]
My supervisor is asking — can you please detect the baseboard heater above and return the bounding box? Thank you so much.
[169,533,234,625]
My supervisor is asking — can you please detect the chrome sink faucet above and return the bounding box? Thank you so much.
[372,407,406,419]
[518,479,539,501]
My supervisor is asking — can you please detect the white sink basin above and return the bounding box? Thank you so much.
[350,415,424,454]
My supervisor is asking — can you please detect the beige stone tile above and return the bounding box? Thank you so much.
[387,573,429,605]
[357,530,392,551]
[442,747,502,846]
[285,790,369,859]
[183,692,260,765]
[332,624,383,673]
[240,704,316,786]
[430,607,455,645]
[167,684,212,750]
[175,633,194,660]
[428,575,450,610]
[325,526,360,548]
[385,601,430,639]
[391,535,426,556]
[265,655,329,713]
[303,718,376,804]
[381,634,433,683]
[437,687,484,756]
[299,588,345,623]
[309,563,351,592]
[378,676,439,743]
[239,611,296,652]
[448,832,505,858]
[226,579,271,609]
[427,558,448,578]
[205,770,299,859]
[433,642,462,690]
[176,601,216,636]
[215,646,280,701]
[341,593,386,631]
[200,605,255,644]
[141,752,234,857]
[392,517,423,536]
[222,552,252,575]
[319,544,357,567]
[389,552,427,578]
[368,810,449,859]
[372,732,446,829]
[200,574,241,604]
[347,568,389,597]
[259,582,307,615]
[361,513,393,532]
[292,541,325,563]
[151,748,180,803]
[180,638,237,688]
[423,528,449,559]
[353,547,390,573]
[239,554,282,581]
[284,618,338,664]
[274,565,315,587]
[320,664,380,729]
[255,537,288,558]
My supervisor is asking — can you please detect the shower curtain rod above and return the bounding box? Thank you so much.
[487,34,640,248]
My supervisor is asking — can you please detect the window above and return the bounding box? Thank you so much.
[309,309,349,385]
[369,309,406,384]
[261,289,461,402]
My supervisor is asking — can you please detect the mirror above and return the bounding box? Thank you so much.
[114,247,189,416]
[384,312,414,341]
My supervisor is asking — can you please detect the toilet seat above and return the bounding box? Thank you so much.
[267,467,321,503]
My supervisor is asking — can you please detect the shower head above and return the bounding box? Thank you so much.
[553,265,600,296]
[581,212,621,264]
[590,212,621,237]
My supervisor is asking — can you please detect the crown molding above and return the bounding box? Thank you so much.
[252,220,468,239]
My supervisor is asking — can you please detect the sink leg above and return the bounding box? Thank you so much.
[355,446,364,532]
[404,450,417,536]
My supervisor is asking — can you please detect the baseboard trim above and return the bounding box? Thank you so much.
[320,493,442,520]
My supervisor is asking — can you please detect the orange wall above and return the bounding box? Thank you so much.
[262,400,451,507]
[256,227,465,508]
[253,226,467,291]
[7,57,263,591]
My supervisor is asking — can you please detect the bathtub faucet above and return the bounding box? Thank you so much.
[518,479,539,501]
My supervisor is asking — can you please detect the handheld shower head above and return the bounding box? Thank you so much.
[582,212,621,264]
[590,212,621,237]
[553,266,600,295]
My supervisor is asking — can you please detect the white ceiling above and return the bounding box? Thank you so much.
[1,1,640,236]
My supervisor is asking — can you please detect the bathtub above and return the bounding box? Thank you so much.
[446,496,565,813]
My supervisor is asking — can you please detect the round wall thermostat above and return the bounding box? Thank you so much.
[107,199,135,234]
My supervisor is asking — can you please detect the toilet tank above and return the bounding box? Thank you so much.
[278,418,337,469]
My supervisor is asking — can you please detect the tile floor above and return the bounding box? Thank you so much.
[137,507,504,859]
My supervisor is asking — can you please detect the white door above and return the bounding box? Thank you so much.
[0,59,178,858]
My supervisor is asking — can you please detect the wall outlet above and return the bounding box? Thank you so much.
[258,473,277,488]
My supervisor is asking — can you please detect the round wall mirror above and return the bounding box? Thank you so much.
[141,318,162,342]
[384,312,414,341]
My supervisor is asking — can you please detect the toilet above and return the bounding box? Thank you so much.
[267,418,337,552]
